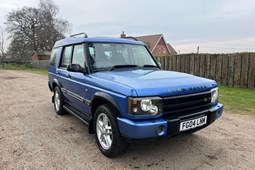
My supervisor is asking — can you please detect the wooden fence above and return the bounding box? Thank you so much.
[32,60,49,69]
[155,53,255,88]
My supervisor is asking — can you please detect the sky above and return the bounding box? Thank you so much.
[0,0,255,53]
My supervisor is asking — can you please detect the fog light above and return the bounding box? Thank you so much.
[157,125,165,136]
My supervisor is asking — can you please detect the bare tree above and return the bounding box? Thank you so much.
[5,0,71,62]
[0,26,6,67]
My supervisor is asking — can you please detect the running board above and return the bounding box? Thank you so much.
[63,105,90,126]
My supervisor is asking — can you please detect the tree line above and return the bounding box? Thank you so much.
[0,0,71,67]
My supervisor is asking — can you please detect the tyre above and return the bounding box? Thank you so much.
[53,86,66,115]
[94,104,127,157]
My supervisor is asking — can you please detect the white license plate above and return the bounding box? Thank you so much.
[180,116,207,131]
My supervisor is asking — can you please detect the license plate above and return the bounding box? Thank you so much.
[180,116,207,131]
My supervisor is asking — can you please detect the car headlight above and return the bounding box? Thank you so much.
[128,97,163,116]
[211,87,219,103]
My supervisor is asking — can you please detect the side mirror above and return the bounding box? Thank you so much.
[67,64,84,73]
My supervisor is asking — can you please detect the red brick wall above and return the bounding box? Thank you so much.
[152,44,169,56]
[32,53,39,61]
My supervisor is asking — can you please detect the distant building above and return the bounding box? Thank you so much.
[120,32,177,56]
[32,51,51,61]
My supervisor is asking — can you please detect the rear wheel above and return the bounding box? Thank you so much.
[53,86,66,115]
[94,104,127,157]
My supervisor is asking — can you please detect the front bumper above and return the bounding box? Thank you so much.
[117,103,223,139]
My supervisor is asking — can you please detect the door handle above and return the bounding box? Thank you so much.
[67,74,71,78]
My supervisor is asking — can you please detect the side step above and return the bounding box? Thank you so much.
[63,105,90,126]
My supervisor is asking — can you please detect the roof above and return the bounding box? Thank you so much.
[135,34,163,51]
[167,43,177,54]
[33,50,51,56]
[54,37,145,48]
[135,34,175,54]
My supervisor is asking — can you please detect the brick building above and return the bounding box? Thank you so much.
[32,51,51,61]
[120,32,177,56]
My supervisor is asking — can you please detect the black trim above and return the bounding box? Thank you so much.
[164,91,211,100]
[63,104,91,125]
[48,81,53,91]
[92,92,120,114]
[61,88,91,106]
[163,91,212,119]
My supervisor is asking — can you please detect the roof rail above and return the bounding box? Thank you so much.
[123,36,138,41]
[70,32,88,38]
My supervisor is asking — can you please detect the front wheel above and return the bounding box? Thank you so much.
[94,104,127,157]
[53,86,66,115]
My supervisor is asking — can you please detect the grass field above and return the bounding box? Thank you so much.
[1,64,254,115]
[0,64,48,75]
[219,86,255,115]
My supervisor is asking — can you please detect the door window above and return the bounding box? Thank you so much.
[60,46,72,68]
[72,44,85,68]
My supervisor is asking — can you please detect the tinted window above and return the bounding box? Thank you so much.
[49,48,59,66]
[60,46,72,68]
[72,44,85,68]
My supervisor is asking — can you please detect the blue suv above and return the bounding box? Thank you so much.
[48,33,223,157]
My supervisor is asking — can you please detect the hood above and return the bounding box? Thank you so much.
[92,69,217,97]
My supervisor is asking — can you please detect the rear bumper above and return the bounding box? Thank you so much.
[117,103,223,139]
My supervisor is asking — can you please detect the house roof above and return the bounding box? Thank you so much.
[135,34,176,55]
[167,43,177,54]
[135,34,163,52]
[33,50,51,56]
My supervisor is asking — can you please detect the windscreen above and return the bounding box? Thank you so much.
[88,43,157,70]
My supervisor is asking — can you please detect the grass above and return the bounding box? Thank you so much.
[219,86,255,115]
[0,63,48,75]
[1,64,254,115]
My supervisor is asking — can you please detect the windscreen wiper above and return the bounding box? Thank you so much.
[109,65,139,71]
[142,65,160,69]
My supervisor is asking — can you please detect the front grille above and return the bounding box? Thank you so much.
[163,91,212,119]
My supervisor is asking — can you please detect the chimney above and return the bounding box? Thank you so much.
[120,31,126,38]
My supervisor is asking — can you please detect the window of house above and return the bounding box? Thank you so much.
[158,47,161,53]
[60,46,72,68]
[72,44,85,68]
[163,47,166,54]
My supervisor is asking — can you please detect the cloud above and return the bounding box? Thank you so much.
[207,0,255,21]
[173,37,255,53]
[1,0,255,53]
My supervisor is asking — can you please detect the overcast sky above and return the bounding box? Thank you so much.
[0,0,255,53]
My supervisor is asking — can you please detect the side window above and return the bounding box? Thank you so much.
[49,48,59,66]
[60,46,72,68]
[72,44,85,68]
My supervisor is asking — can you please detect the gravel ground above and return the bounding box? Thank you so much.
[0,70,255,170]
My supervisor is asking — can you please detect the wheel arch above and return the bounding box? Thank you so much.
[89,92,121,134]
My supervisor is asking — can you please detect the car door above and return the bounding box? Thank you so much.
[67,44,91,119]
[56,45,75,104]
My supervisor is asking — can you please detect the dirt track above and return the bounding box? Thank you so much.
[0,70,255,170]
